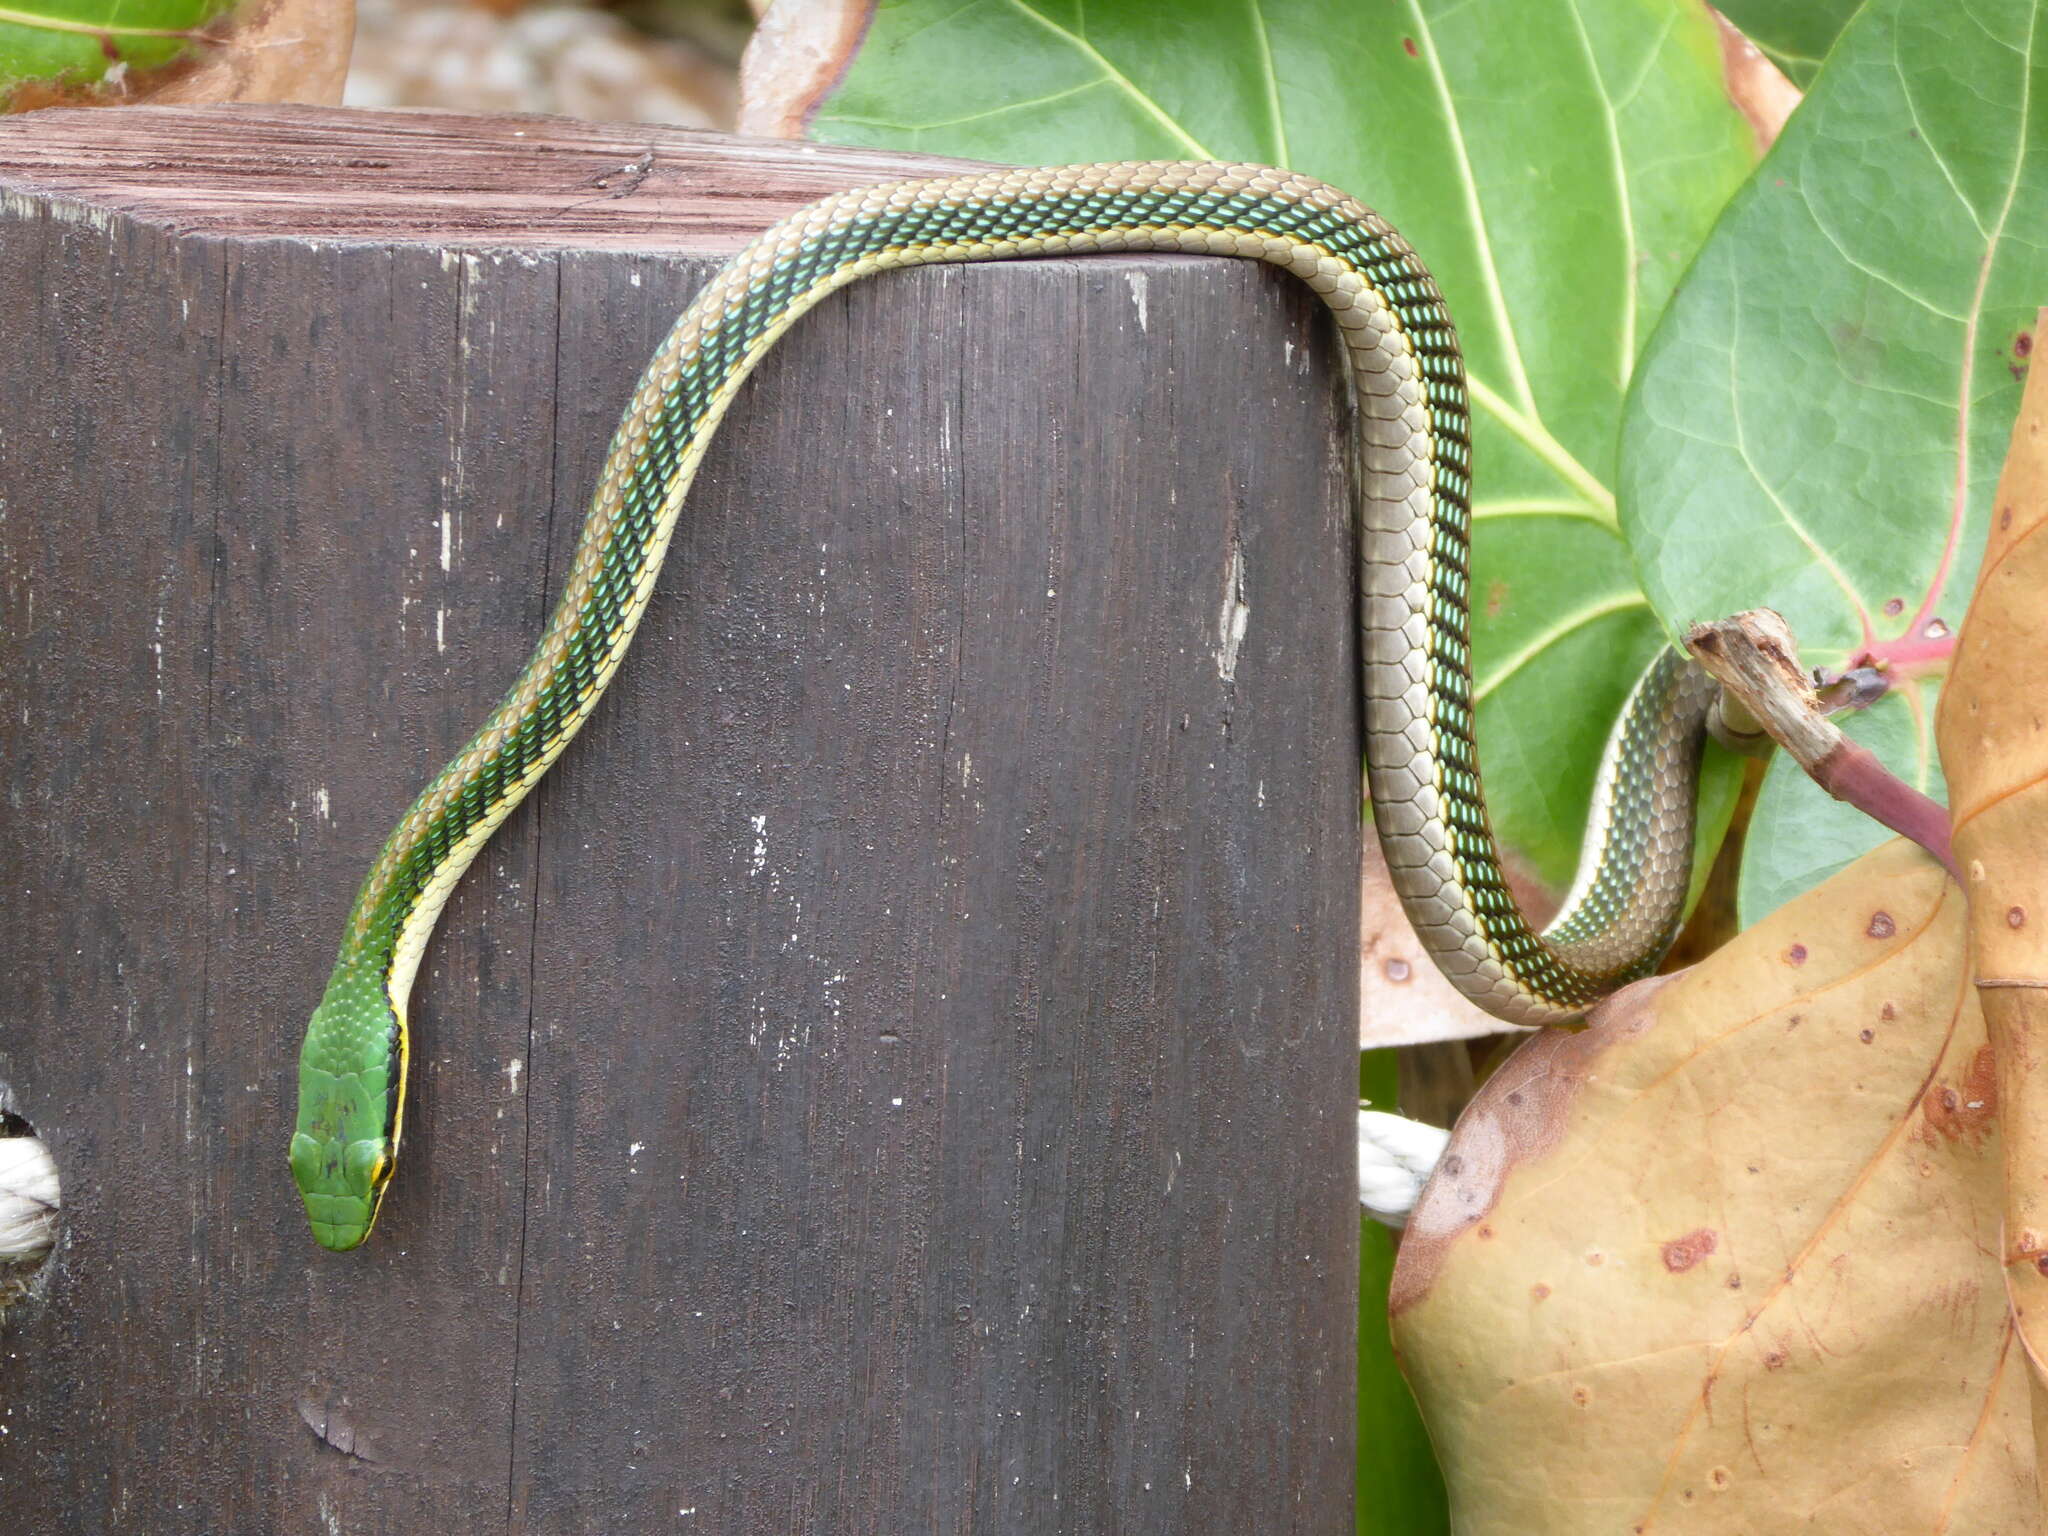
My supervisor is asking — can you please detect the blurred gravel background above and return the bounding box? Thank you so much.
[343,0,758,126]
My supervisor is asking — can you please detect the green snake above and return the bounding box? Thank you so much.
[290,160,1715,1251]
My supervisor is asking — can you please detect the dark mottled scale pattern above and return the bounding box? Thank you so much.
[336,159,1706,1033]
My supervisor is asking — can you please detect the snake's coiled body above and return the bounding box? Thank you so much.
[291,161,1713,1250]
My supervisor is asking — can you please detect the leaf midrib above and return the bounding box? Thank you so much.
[1000,0,1218,158]
[0,2,204,38]
[1909,0,2038,640]
[999,0,1624,525]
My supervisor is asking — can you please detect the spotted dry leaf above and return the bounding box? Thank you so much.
[1940,307,2048,1400]
[1391,840,2037,1532]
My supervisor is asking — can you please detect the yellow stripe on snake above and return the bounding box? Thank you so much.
[290,160,1715,1250]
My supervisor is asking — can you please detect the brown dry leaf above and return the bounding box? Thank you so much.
[148,0,351,108]
[1391,840,2038,1531]
[1710,8,1802,153]
[1361,837,1538,1048]
[1939,307,2048,1406]
[734,0,867,139]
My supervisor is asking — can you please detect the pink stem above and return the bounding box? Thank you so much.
[1849,629,1958,674]
[1812,737,1959,880]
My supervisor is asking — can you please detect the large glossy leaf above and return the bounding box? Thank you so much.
[1940,318,2048,1407]
[1391,840,2035,1529]
[1713,0,1865,85]
[1,0,227,104]
[789,0,1761,892]
[1622,0,2046,923]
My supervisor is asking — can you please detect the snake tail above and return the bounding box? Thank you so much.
[291,161,1712,1250]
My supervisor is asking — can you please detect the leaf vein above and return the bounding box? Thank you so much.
[1799,198,1969,320]
[1467,376,1617,523]
[1471,593,1648,705]
[1561,0,1638,376]
[0,3,204,39]
[1246,0,1289,166]
[1400,0,1539,414]
[825,78,1108,134]
[1611,8,1681,114]
[1892,27,1992,237]
[1471,498,1612,522]
[1726,276,1874,624]
[1911,0,2037,638]
[999,0,1217,158]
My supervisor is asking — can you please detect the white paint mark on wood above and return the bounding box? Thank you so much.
[1216,537,1249,682]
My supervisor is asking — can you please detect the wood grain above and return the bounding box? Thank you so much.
[0,106,1359,1533]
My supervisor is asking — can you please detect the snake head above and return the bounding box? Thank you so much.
[289,973,406,1251]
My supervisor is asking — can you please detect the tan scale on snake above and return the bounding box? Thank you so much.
[289,159,1715,1251]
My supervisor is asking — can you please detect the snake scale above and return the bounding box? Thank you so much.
[291,160,1715,1251]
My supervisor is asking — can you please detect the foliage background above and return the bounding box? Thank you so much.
[10,0,2038,1526]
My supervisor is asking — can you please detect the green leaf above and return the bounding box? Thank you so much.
[1715,0,1865,86]
[1687,738,1748,915]
[0,0,234,109]
[1360,1049,1450,1536]
[1621,0,2043,918]
[808,0,1759,888]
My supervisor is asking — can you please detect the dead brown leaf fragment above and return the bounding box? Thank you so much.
[1711,8,1802,152]
[1392,841,2038,1532]
[735,0,870,139]
[1939,306,2048,1402]
[1360,836,1549,1046]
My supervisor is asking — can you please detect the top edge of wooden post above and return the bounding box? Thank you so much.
[0,104,999,254]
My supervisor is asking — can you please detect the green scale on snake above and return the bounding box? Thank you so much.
[291,161,1714,1251]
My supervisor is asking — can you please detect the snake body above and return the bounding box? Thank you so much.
[290,161,1714,1251]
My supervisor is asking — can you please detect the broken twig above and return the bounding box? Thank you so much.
[1686,609,1959,879]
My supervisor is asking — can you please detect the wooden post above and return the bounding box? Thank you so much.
[0,106,1360,1532]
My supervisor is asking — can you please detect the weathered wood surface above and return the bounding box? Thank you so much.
[0,106,1361,1534]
